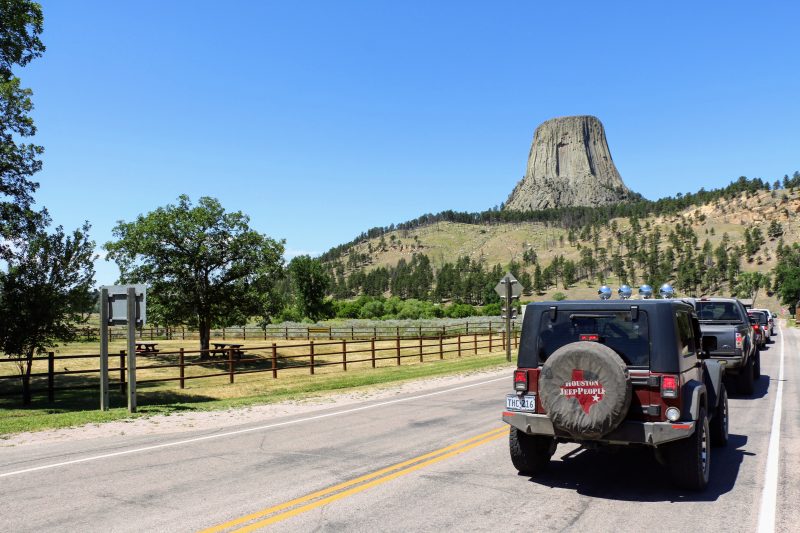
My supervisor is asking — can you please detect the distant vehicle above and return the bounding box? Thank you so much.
[504,299,728,490]
[686,297,759,395]
[748,310,770,346]
[752,308,776,335]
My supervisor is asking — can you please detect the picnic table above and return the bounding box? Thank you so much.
[135,342,159,354]
[211,342,244,359]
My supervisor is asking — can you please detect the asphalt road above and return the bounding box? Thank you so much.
[1,324,797,532]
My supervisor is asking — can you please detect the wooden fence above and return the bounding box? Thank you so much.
[69,321,517,342]
[0,330,519,405]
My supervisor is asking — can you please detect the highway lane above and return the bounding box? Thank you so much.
[0,325,797,532]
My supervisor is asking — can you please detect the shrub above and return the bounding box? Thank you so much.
[552,292,567,301]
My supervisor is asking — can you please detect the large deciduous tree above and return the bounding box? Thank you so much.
[287,255,330,321]
[104,196,285,353]
[0,0,46,254]
[0,223,96,404]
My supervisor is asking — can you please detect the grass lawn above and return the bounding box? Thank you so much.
[0,335,513,436]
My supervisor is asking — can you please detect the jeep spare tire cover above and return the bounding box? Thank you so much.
[539,341,631,439]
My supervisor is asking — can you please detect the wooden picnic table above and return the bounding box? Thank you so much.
[135,342,159,354]
[211,342,244,359]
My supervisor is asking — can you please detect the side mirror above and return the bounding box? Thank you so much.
[701,336,717,356]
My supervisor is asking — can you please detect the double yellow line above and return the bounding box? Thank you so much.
[200,426,509,532]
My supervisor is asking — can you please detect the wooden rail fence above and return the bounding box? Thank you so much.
[68,321,518,342]
[0,331,519,405]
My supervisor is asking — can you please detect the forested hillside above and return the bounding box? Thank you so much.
[321,174,800,312]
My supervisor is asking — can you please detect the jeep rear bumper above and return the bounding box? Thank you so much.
[502,411,696,446]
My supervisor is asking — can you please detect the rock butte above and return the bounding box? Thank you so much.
[505,115,636,211]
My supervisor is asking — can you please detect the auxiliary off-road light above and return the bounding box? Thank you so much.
[666,407,681,422]
[514,370,528,392]
[661,375,679,399]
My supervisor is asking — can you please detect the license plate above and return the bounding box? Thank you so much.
[506,394,537,412]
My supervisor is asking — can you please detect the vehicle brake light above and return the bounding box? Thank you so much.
[661,375,679,399]
[514,370,528,392]
[580,334,599,342]
[735,332,743,349]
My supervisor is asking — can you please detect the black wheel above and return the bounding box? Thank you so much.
[754,350,761,380]
[710,384,729,447]
[509,427,555,476]
[666,408,711,490]
[738,356,755,395]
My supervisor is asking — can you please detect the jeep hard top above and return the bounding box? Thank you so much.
[503,299,728,490]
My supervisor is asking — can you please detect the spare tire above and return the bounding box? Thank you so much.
[539,341,631,439]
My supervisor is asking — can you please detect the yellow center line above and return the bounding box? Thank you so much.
[200,426,509,533]
[233,429,509,532]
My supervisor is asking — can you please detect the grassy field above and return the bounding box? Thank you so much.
[0,335,513,436]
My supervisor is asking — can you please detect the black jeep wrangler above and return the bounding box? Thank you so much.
[502,299,727,490]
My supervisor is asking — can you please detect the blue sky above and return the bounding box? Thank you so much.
[24,1,800,285]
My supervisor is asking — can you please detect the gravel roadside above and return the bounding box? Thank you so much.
[1,366,510,448]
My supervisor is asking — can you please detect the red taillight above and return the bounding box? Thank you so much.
[753,325,760,333]
[514,370,528,392]
[661,375,679,399]
[580,334,600,342]
[735,332,743,349]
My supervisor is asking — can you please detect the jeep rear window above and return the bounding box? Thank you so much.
[696,301,741,322]
[537,310,650,367]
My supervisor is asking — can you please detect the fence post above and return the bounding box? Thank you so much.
[457,334,462,357]
[243,327,246,340]
[285,326,289,340]
[351,326,354,340]
[419,337,423,362]
[396,337,401,365]
[474,333,478,355]
[179,348,185,389]
[267,343,276,379]
[228,348,235,384]
[396,326,400,338]
[119,350,126,394]
[264,327,267,341]
[439,334,443,360]
[342,339,347,371]
[307,327,311,341]
[371,338,376,368]
[514,328,519,348]
[373,326,377,339]
[418,325,422,338]
[182,326,185,340]
[442,325,446,337]
[466,322,469,335]
[489,329,493,352]
[502,331,506,353]
[48,351,54,402]
[310,341,315,375]
[222,327,226,340]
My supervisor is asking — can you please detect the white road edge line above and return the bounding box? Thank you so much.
[0,375,509,479]
[757,324,786,533]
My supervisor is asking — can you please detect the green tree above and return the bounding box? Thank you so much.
[733,271,769,304]
[0,223,95,404]
[0,0,46,254]
[105,196,285,353]
[288,255,331,320]
[773,243,800,308]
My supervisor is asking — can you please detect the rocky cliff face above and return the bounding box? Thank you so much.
[504,115,636,211]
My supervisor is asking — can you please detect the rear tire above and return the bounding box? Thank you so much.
[710,384,729,447]
[666,408,711,490]
[738,356,755,395]
[509,427,555,476]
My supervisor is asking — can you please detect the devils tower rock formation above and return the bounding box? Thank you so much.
[504,115,635,211]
